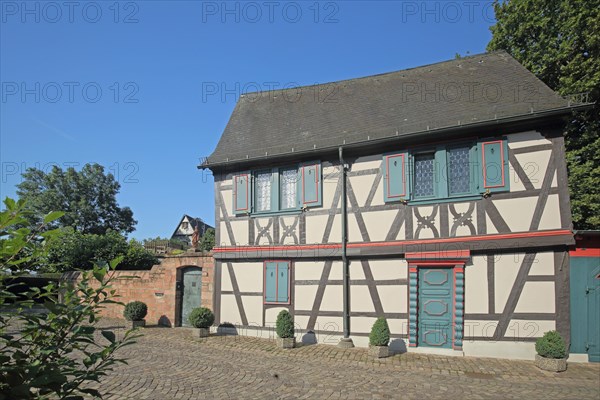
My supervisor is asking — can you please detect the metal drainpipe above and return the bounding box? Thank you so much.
[338,146,354,348]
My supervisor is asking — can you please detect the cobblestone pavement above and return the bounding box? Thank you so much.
[88,320,600,399]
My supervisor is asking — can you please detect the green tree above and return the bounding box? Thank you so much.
[0,197,139,399]
[43,229,157,273]
[199,228,215,252]
[487,0,600,229]
[16,164,137,235]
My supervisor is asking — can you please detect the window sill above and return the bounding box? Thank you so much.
[250,209,302,218]
[408,194,482,205]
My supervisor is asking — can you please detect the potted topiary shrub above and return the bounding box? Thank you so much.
[369,317,390,358]
[124,301,148,328]
[275,310,295,349]
[535,330,567,372]
[188,307,215,338]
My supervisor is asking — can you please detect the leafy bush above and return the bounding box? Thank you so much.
[123,301,148,321]
[1,197,140,399]
[275,310,294,339]
[535,330,567,359]
[43,229,157,272]
[188,307,215,328]
[369,317,390,346]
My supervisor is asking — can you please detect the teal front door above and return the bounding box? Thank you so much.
[571,257,600,362]
[418,268,453,349]
[181,267,202,327]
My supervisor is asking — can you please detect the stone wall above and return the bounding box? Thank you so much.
[62,253,214,327]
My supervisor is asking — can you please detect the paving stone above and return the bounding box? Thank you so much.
[85,319,600,399]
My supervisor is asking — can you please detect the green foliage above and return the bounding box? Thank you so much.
[120,239,158,271]
[123,301,148,321]
[535,330,567,359]
[369,317,390,346]
[16,163,137,235]
[188,307,215,328]
[0,197,140,399]
[199,228,215,252]
[43,229,157,272]
[275,310,294,339]
[488,0,600,229]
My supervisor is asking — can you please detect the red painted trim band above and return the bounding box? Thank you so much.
[213,229,572,253]
[570,248,600,258]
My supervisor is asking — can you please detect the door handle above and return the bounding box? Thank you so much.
[585,287,597,294]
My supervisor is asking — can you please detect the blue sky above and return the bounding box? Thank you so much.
[0,1,495,240]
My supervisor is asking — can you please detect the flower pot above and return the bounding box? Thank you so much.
[369,345,389,358]
[197,327,210,338]
[130,319,145,329]
[277,337,295,349]
[535,354,567,372]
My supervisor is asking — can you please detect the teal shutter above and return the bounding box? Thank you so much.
[265,262,277,302]
[300,161,322,208]
[478,138,510,193]
[277,262,289,303]
[383,152,410,202]
[233,172,251,215]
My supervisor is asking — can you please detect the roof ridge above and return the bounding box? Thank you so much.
[239,50,510,97]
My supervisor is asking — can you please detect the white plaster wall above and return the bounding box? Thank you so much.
[220,295,242,325]
[538,194,561,230]
[507,130,551,149]
[305,214,341,244]
[529,252,555,275]
[378,285,407,313]
[465,255,489,314]
[242,296,263,326]
[492,198,537,233]
[221,265,233,291]
[494,253,522,311]
[351,159,380,172]
[506,319,555,339]
[295,261,326,280]
[349,174,376,207]
[463,341,536,360]
[514,282,555,313]
[350,287,376,313]
[294,285,319,311]
[361,210,399,242]
[221,188,233,217]
[369,259,408,279]
[512,150,551,190]
[232,263,263,292]
[319,285,343,312]
[229,220,249,246]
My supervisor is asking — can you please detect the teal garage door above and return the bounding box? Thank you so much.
[571,257,600,362]
[418,268,453,349]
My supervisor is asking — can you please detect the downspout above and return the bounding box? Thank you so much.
[338,146,354,348]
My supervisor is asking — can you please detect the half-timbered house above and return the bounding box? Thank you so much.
[199,51,591,360]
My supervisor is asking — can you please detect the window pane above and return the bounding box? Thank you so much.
[448,147,471,195]
[255,171,272,211]
[414,153,435,198]
[280,168,297,209]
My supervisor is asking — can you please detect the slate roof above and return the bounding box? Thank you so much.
[203,51,577,168]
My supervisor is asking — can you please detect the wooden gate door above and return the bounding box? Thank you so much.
[181,267,202,327]
[418,268,453,349]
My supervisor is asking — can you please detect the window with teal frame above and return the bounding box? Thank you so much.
[232,161,322,216]
[383,142,485,204]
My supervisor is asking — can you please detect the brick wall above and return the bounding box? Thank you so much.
[62,252,214,327]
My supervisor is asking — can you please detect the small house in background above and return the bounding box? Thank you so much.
[171,215,213,247]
